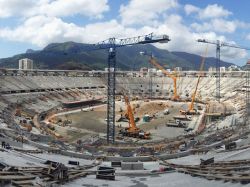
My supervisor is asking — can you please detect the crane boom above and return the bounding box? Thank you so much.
[124,95,137,130]
[94,33,170,144]
[94,33,170,50]
[149,57,179,101]
[119,95,150,139]
[90,33,170,143]
[198,38,250,103]
[189,46,208,112]
[197,39,250,50]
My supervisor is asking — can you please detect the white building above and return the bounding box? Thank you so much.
[148,68,157,73]
[175,67,182,71]
[228,65,241,71]
[156,70,163,76]
[140,67,148,77]
[148,68,157,77]
[19,58,33,70]
[208,67,216,72]
[104,68,116,72]
[220,67,226,72]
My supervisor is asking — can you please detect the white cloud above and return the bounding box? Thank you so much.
[184,4,199,15]
[0,0,35,18]
[0,16,137,47]
[221,46,248,61]
[152,15,221,56]
[191,19,250,34]
[191,19,237,33]
[37,0,109,18]
[184,3,232,19]
[0,1,247,64]
[200,4,232,19]
[0,0,109,19]
[119,0,178,26]
[247,34,250,40]
[0,16,83,46]
[0,13,246,61]
[151,15,247,60]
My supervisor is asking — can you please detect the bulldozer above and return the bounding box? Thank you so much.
[119,95,150,139]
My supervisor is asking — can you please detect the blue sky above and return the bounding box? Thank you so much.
[0,0,249,66]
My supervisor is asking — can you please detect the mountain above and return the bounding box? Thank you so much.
[172,52,234,70]
[26,49,38,54]
[0,42,235,70]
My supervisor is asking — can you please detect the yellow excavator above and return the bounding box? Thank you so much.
[149,57,180,101]
[180,46,208,115]
[119,95,150,139]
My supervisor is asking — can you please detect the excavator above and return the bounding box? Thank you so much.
[149,57,180,101]
[180,46,208,115]
[119,95,150,139]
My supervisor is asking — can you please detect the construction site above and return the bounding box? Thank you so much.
[0,33,249,187]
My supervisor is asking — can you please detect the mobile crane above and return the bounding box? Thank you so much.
[180,46,208,115]
[148,56,180,101]
[119,95,150,139]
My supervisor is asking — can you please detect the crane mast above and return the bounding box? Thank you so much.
[93,33,170,144]
[197,39,250,103]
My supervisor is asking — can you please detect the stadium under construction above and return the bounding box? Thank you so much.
[0,34,250,186]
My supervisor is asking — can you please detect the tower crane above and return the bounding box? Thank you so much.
[119,95,150,139]
[180,46,208,115]
[197,39,250,103]
[140,52,180,101]
[92,33,170,143]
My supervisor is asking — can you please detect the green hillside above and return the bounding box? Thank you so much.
[0,42,234,70]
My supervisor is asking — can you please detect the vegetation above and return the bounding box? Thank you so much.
[0,42,234,70]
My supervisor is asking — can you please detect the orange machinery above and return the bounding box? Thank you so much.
[119,95,150,139]
[149,57,180,101]
[180,46,208,115]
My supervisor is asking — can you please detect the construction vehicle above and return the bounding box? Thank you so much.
[180,46,208,115]
[150,57,179,101]
[119,95,150,139]
[140,52,180,101]
[20,120,32,132]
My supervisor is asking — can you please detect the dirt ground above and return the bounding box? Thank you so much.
[54,100,189,141]
[64,111,107,133]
